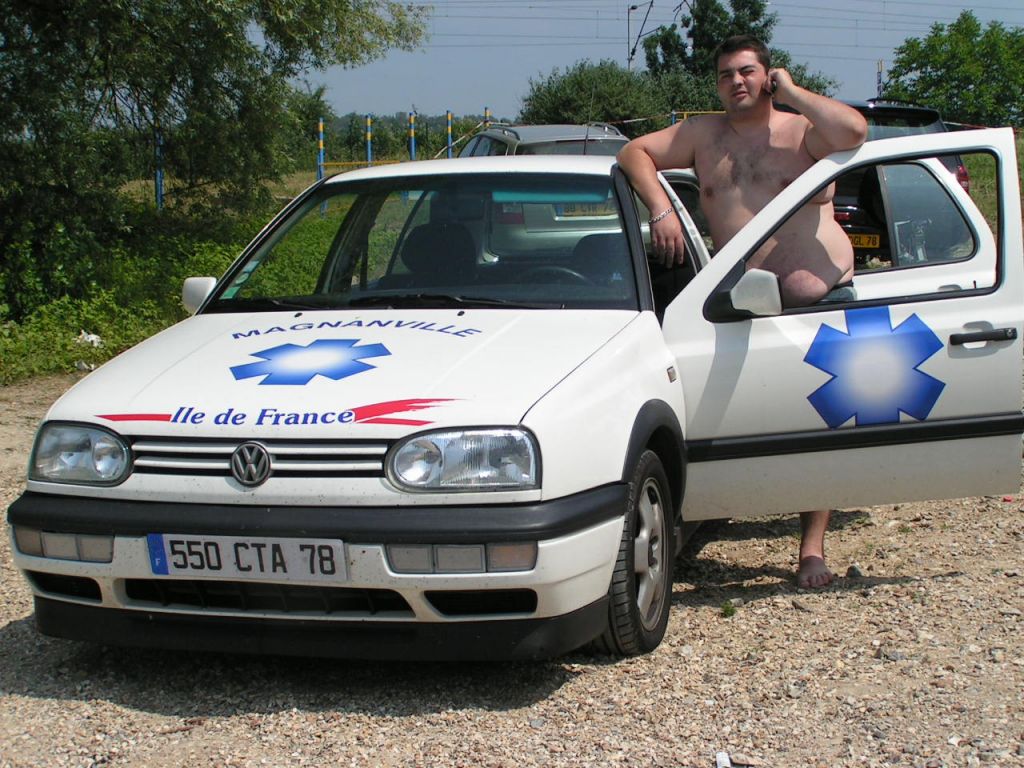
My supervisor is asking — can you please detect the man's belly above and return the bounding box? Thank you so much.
[746,203,854,308]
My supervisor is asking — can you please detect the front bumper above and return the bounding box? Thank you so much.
[32,596,609,660]
[7,485,627,660]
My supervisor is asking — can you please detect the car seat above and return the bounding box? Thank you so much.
[398,222,477,286]
[571,233,631,286]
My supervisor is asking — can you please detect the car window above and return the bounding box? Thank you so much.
[632,179,711,260]
[516,140,627,156]
[864,115,944,140]
[759,150,999,306]
[219,197,356,302]
[208,174,639,312]
[631,179,707,319]
[468,137,496,157]
[879,164,975,265]
[667,180,712,251]
[835,162,975,271]
[479,138,507,156]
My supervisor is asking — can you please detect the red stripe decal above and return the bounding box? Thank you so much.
[97,413,173,422]
[350,398,453,424]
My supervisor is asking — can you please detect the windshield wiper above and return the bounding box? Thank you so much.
[347,293,556,309]
[205,297,333,313]
[266,297,336,310]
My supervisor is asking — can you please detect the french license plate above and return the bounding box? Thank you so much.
[555,202,616,218]
[147,534,347,582]
[848,233,880,248]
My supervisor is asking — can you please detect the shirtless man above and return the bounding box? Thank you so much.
[617,34,868,587]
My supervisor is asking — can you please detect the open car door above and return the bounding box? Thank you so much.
[662,128,1023,520]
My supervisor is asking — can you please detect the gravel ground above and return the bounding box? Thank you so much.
[1,375,1022,768]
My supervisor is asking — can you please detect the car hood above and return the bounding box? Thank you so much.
[48,309,639,438]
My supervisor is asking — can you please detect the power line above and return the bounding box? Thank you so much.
[404,0,1024,77]
[773,0,1024,12]
[772,1,1022,23]
[776,40,909,50]
[431,32,625,40]
[414,41,638,48]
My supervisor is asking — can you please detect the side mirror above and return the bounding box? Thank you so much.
[182,277,217,314]
[728,268,783,317]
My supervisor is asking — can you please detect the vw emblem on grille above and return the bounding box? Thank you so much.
[230,442,271,487]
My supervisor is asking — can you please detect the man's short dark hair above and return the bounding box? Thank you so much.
[714,35,771,71]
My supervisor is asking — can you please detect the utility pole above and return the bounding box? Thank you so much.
[627,4,638,70]
[627,2,654,71]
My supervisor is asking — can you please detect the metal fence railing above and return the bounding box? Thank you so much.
[311,110,726,179]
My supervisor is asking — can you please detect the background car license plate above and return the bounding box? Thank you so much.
[147,534,347,582]
[555,202,616,218]
[849,233,881,248]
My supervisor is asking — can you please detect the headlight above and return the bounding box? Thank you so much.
[388,428,539,491]
[30,423,131,485]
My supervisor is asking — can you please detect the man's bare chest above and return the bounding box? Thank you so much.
[696,133,811,199]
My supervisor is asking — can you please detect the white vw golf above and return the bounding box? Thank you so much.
[8,128,1023,659]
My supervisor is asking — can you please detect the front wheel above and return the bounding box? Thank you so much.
[593,449,673,656]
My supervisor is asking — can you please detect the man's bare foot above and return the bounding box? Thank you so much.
[797,555,834,589]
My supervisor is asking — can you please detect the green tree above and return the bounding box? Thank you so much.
[643,25,690,79]
[686,0,771,77]
[769,52,837,97]
[0,0,425,320]
[642,0,834,96]
[883,11,1024,126]
[277,84,338,174]
[519,60,670,138]
[338,114,369,162]
[655,70,721,115]
[644,0,776,78]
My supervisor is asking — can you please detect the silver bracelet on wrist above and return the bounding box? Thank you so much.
[648,207,674,225]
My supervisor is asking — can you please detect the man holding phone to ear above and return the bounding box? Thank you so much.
[617,34,867,588]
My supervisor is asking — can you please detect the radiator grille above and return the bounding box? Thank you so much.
[130,437,389,479]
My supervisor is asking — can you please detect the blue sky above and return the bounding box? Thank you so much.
[306,1,1024,120]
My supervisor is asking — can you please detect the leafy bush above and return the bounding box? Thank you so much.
[0,291,166,384]
[0,205,247,384]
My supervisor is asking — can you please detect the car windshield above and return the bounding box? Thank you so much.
[865,112,944,140]
[206,173,638,313]
[517,140,626,156]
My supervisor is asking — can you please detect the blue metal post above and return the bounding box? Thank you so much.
[365,114,373,166]
[154,129,164,211]
[409,112,416,161]
[317,116,325,180]
[446,111,453,158]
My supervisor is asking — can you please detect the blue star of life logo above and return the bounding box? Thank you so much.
[804,306,945,428]
[231,339,390,385]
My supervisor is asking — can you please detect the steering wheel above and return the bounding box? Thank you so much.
[519,266,591,285]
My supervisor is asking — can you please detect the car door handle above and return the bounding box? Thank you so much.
[949,327,1018,345]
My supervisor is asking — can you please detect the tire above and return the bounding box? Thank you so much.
[593,449,673,656]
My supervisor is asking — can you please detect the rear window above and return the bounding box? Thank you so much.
[864,110,945,140]
[516,140,627,157]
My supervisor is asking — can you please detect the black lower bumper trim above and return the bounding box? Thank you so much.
[8,484,627,543]
[34,595,608,661]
